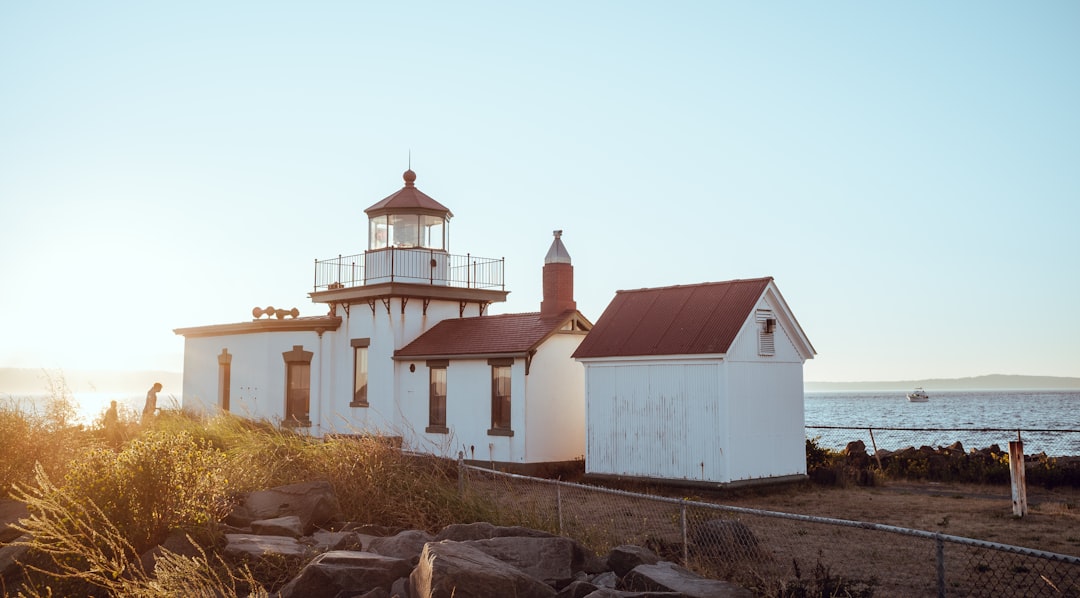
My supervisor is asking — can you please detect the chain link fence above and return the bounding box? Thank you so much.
[805,426,1080,458]
[459,463,1080,597]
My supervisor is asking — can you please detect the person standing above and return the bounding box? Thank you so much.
[104,400,120,445]
[142,382,162,424]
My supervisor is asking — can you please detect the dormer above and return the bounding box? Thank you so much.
[365,169,452,252]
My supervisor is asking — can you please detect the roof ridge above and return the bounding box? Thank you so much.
[614,276,773,295]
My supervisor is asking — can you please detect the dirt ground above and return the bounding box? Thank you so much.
[698,479,1080,557]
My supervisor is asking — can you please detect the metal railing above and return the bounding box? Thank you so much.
[313,249,504,292]
[459,462,1080,597]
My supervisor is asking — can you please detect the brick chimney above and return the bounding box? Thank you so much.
[540,230,576,317]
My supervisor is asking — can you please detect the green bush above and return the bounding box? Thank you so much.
[60,429,231,553]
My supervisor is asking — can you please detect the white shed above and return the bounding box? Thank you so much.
[572,277,815,487]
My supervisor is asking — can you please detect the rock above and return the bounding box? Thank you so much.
[581,590,683,597]
[0,535,31,583]
[591,571,620,588]
[689,519,760,561]
[554,580,599,598]
[312,529,365,551]
[139,531,203,575]
[367,529,434,565]
[391,576,409,597]
[464,536,578,587]
[233,480,343,533]
[624,561,753,597]
[277,550,413,598]
[434,521,555,542]
[409,540,557,598]
[251,515,304,538]
[223,533,312,560]
[0,500,28,544]
[606,545,660,577]
[358,588,392,598]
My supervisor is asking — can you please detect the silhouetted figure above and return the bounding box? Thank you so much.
[104,400,120,445]
[142,382,162,425]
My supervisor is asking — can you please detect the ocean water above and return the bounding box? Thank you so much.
[5,388,1078,456]
[0,391,181,425]
[806,390,1080,456]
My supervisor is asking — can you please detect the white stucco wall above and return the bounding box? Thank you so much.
[317,299,465,437]
[522,333,587,463]
[391,330,587,465]
[180,330,323,423]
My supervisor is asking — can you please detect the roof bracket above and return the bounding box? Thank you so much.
[401,297,409,314]
[525,349,536,376]
[381,297,392,314]
[342,302,350,317]
[478,301,489,316]
[368,300,376,316]
[422,298,431,315]
[459,301,467,317]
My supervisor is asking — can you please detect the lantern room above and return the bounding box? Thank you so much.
[364,169,452,252]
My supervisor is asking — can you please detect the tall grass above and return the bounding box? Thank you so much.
[1,400,499,596]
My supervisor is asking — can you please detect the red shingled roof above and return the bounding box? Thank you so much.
[365,170,453,218]
[572,277,773,358]
[395,311,581,358]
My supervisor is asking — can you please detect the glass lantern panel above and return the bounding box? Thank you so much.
[421,215,446,250]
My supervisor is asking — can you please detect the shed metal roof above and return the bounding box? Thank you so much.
[572,277,774,358]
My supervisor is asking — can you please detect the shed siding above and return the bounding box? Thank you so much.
[586,361,726,482]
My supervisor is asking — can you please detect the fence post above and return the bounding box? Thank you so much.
[556,480,564,536]
[457,451,464,497]
[936,534,945,598]
[1009,438,1028,517]
[868,427,883,470]
[680,500,688,564]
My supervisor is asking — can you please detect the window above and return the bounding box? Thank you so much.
[488,358,513,436]
[217,349,232,412]
[351,339,369,407]
[282,345,313,426]
[756,309,776,356]
[427,360,448,433]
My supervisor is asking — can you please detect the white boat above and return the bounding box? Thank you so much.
[907,387,929,402]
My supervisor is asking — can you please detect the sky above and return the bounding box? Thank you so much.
[1,2,1078,383]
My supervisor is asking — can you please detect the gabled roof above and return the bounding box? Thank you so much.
[394,310,590,360]
[365,169,453,218]
[572,277,799,359]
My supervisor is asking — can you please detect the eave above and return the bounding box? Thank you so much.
[174,316,342,338]
[309,281,509,306]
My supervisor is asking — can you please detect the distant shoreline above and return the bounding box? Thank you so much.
[805,374,1080,392]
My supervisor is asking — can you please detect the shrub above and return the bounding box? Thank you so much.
[11,464,267,598]
[59,429,231,553]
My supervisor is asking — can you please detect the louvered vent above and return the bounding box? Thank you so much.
[756,309,775,356]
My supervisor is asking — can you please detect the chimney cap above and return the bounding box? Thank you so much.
[544,230,571,264]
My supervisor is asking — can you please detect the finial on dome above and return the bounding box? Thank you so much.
[403,169,416,187]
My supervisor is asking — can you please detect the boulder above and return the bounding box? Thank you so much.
[464,535,579,587]
[231,480,342,533]
[580,590,683,597]
[623,561,753,597]
[0,500,28,544]
[139,531,203,575]
[409,540,557,598]
[251,515,304,538]
[367,529,434,565]
[312,529,365,551]
[223,533,312,560]
[0,535,31,583]
[277,550,413,598]
[435,521,555,542]
[689,519,760,561]
[606,545,660,577]
[554,580,599,598]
